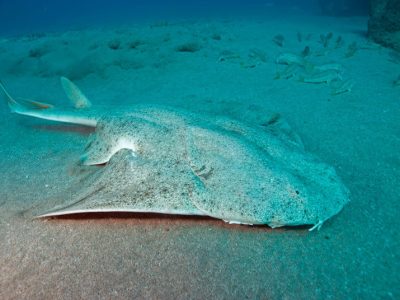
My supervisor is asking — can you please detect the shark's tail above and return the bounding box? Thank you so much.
[0,78,97,127]
[0,80,18,111]
[0,80,54,113]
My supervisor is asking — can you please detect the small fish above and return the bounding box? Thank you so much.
[262,113,281,126]
[248,48,267,63]
[275,52,307,66]
[218,50,240,62]
[320,32,333,48]
[240,62,257,69]
[272,34,285,47]
[274,64,300,80]
[299,70,341,84]
[345,42,358,58]
[314,49,330,57]
[297,32,302,43]
[301,46,311,57]
[330,79,354,95]
[314,63,343,73]
[335,36,344,49]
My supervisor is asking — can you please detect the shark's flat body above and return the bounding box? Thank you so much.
[1,78,349,230]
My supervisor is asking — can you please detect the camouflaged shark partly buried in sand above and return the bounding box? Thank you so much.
[0,77,349,230]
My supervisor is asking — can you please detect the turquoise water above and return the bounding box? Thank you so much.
[0,1,368,34]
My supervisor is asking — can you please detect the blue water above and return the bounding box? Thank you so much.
[0,0,368,35]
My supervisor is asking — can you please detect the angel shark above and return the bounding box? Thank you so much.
[0,77,349,230]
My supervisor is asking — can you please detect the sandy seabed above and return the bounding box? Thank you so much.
[0,13,399,299]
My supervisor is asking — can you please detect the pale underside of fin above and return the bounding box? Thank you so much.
[37,208,206,218]
[223,220,254,225]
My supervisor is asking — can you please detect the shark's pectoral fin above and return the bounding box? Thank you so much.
[61,77,92,109]
[80,136,137,166]
[80,120,138,166]
[38,149,205,218]
[80,116,168,166]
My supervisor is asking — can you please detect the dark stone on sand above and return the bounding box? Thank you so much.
[368,0,400,52]
[175,42,201,53]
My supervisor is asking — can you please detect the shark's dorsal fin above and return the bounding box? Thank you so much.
[61,77,92,109]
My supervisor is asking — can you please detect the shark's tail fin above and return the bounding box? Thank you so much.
[0,79,97,127]
[0,80,18,111]
[0,80,54,113]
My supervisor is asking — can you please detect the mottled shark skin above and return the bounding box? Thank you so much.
[0,78,350,230]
